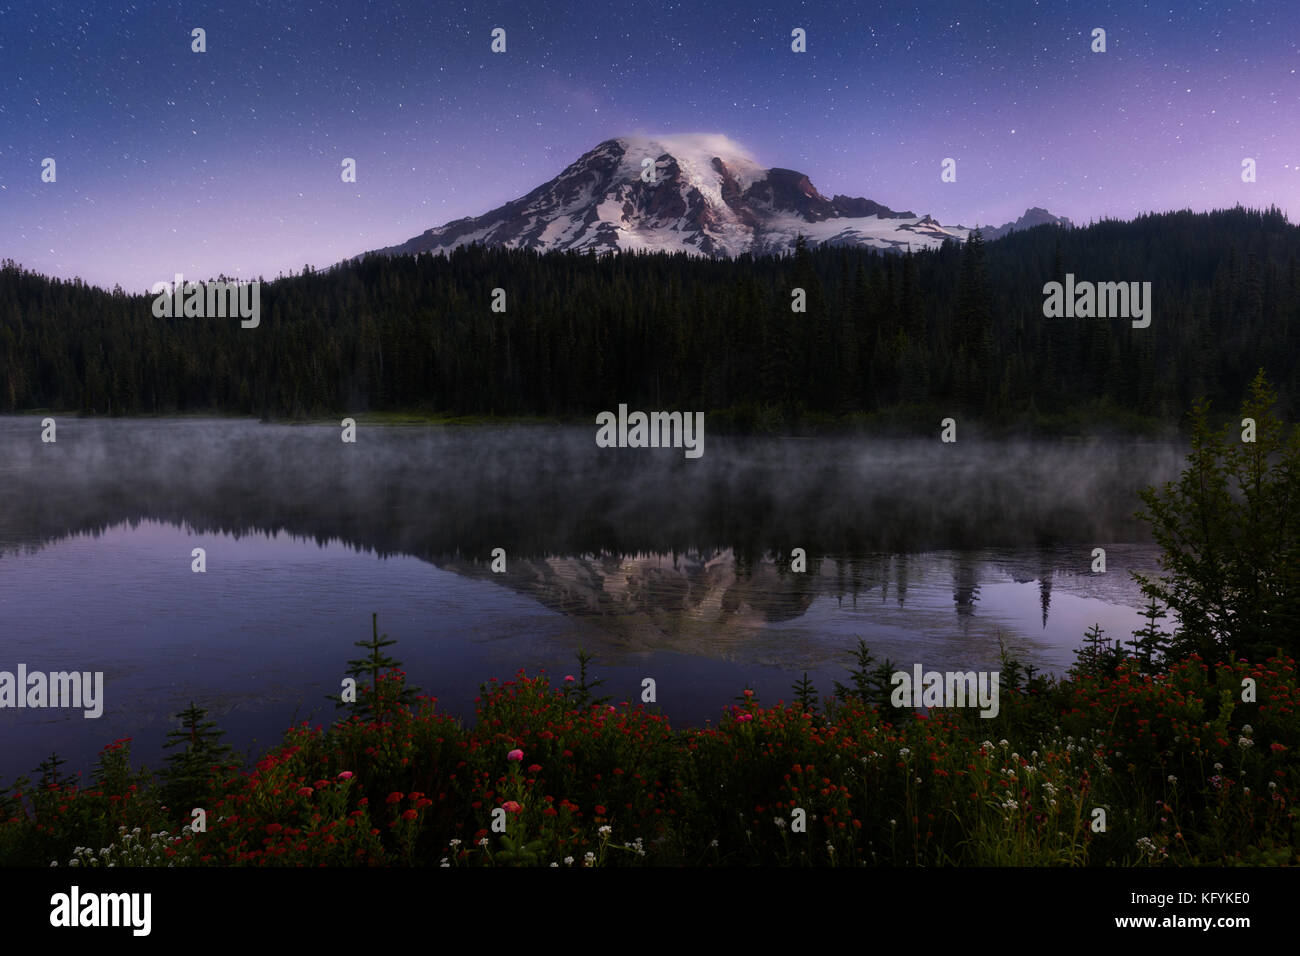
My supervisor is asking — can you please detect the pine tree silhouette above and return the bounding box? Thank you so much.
[160,701,235,812]
[332,612,419,719]
[792,672,819,713]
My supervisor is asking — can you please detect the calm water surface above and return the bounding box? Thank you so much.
[0,418,1186,778]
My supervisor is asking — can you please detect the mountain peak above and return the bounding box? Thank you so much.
[981,207,1074,240]
[370,136,1063,260]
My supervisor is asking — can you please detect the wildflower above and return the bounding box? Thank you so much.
[709,839,719,848]
[337,771,354,780]
[1214,762,1223,771]
[774,817,786,829]
[584,852,595,865]
[507,749,524,762]
[898,747,910,757]
[737,714,753,723]
[564,856,574,865]
[386,791,404,804]
[502,801,523,814]
[1242,724,1254,737]
[598,825,611,836]
[595,805,607,815]
[1167,775,1176,784]
[998,739,1009,748]
[564,675,575,682]
[528,764,542,774]
[449,838,462,847]
[402,809,418,821]
[478,837,489,847]
[1238,737,1254,749]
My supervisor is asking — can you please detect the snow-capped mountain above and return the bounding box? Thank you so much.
[371,134,1067,259]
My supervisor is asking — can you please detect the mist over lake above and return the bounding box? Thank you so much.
[0,417,1187,778]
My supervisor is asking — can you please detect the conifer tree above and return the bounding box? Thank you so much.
[160,701,236,812]
[333,612,420,719]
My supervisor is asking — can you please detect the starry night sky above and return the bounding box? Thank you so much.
[2,0,1297,291]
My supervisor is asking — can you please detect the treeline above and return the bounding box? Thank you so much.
[1,205,1298,426]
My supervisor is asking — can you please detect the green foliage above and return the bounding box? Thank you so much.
[832,638,900,714]
[35,753,73,791]
[333,612,420,719]
[1130,598,1174,672]
[565,647,611,710]
[791,672,818,713]
[1072,622,1127,678]
[0,775,27,822]
[2,652,1297,867]
[3,205,1297,428]
[159,702,236,813]
[1136,370,1300,666]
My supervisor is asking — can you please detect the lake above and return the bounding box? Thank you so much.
[0,417,1187,780]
